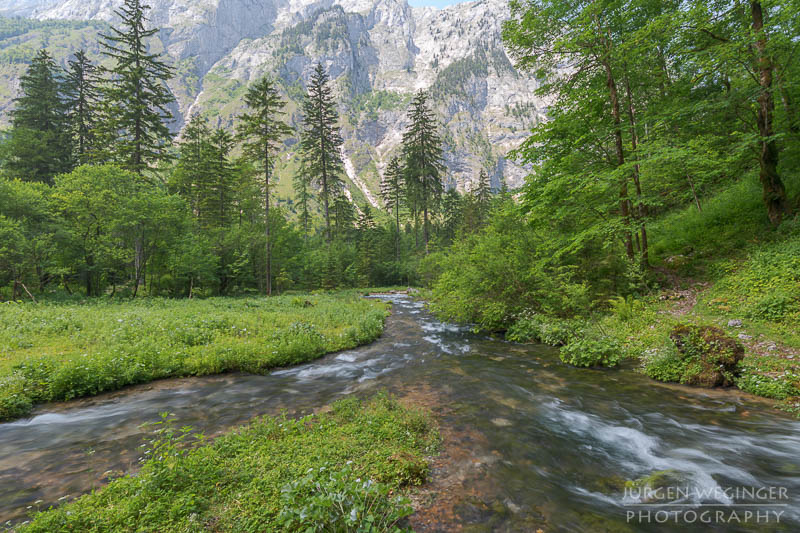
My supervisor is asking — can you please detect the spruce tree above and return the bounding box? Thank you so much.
[356,203,377,286]
[99,0,175,175]
[472,168,492,228]
[237,75,292,296]
[380,155,404,261]
[299,62,345,243]
[3,49,71,183]
[401,90,444,254]
[172,113,211,213]
[63,50,101,164]
[332,190,355,238]
[293,161,313,241]
[208,128,235,228]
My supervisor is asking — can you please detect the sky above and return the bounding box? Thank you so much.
[407,0,465,8]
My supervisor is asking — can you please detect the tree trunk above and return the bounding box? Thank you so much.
[751,1,790,225]
[395,200,400,263]
[601,60,634,260]
[265,148,271,297]
[623,74,649,267]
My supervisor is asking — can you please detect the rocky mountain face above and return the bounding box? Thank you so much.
[0,0,545,206]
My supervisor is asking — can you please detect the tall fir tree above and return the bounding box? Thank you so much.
[355,203,377,286]
[237,75,292,296]
[63,50,101,165]
[472,168,492,228]
[293,161,313,241]
[3,49,71,184]
[332,190,355,238]
[401,90,444,254]
[299,62,345,243]
[380,155,405,261]
[99,0,175,175]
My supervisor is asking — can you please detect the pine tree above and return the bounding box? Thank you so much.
[401,90,445,254]
[63,50,101,164]
[441,187,464,243]
[472,168,493,228]
[3,49,71,183]
[172,113,211,214]
[299,62,345,243]
[380,155,404,261]
[356,203,377,286]
[237,75,292,296]
[293,160,313,240]
[99,0,175,175]
[332,189,355,238]
[208,128,235,229]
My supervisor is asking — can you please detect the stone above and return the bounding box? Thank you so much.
[728,319,743,328]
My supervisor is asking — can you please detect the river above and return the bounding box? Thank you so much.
[1,295,799,531]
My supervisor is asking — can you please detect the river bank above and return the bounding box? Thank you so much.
[0,291,389,421]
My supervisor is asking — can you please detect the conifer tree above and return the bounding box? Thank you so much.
[293,161,313,241]
[299,62,345,243]
[99,0,175,175]
[332,190,355,238]
[237,75,292,296]
[401,90,444,254]
[472,168,493,228]
[207,128,235,228]
[63,50,100,164]
[380,155,404,261]
[172,113,211,213]
[3,49,71,183]
[356,203,377,286]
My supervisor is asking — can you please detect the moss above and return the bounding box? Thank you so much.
[667,324,744,387]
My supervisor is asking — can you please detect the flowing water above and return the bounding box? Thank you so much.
[1,296,799,531]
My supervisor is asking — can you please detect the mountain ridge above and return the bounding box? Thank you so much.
[0,0,545,201]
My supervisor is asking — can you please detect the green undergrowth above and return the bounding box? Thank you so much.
[425,174,800,412]
[0,292,389,421]
[15,393,439,532]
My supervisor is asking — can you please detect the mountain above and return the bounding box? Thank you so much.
[0,0,545,207]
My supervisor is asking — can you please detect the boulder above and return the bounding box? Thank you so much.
[669,324,745,387]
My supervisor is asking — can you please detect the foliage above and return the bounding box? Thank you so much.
[98,0,175,173]
[1,49,72,183]
[17,394,438,532]
[299,62,345,243]
[426,198,590,331]
[559,335,621,368]
[643,325,745,387]
[277,463,414,532]
[0,292,388,421]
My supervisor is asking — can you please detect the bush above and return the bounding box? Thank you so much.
[644,324,745,387]
[642,347,685,383]
[506,313,579,346]
[277,463,414,532]
[559,335,621,368]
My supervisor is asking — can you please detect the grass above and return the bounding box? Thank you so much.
[14,393,439,532]
[0,291,389,421]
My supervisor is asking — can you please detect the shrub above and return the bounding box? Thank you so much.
[647,324,745,387]
[277,463,414,532]
[642,347,685,383]
[559,335,621,368]
[506,313,579,346]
